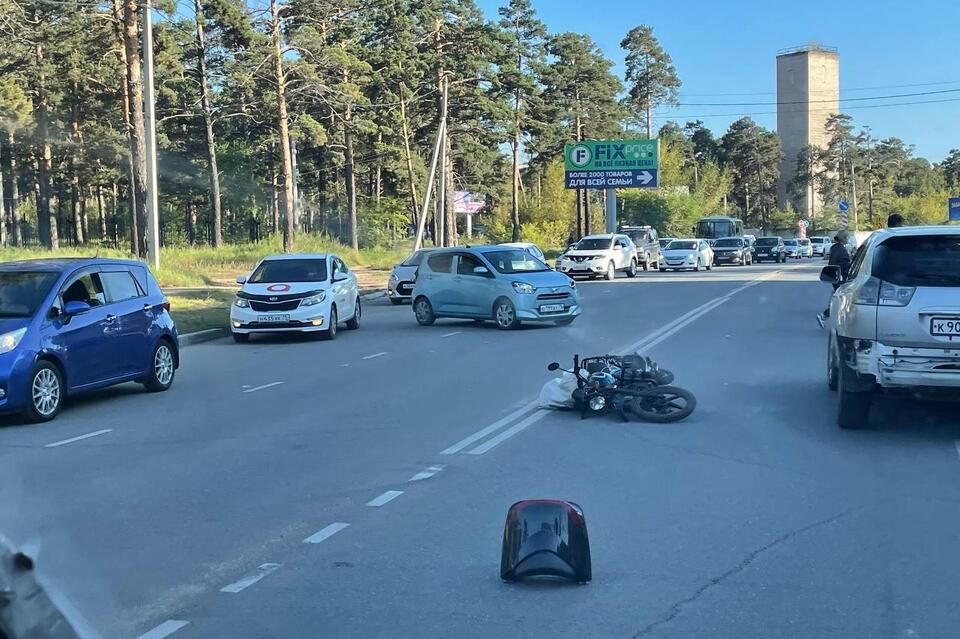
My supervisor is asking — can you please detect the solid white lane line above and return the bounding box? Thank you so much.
[467,410,550,455]
[441,331,462,338]
[440,402,539,455]
[408,465,446,482]
[243,381,284,394]
[632,298,729,355]
[44,429,112,448]
[362,351,388,360]
[220,563,281,593]
[303,522,350,544]
[367,490,404,507]
[136,620,190,639]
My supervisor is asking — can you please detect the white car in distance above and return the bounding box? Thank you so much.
[557,234,639,280]
[660,239,714,272]
[231,253,360,342]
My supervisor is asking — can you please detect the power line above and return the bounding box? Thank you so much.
[678,79,960,97]
[657,97,960,120]
[677,87,960,107]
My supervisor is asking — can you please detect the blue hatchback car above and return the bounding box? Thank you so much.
[0,258,179,422]
[412,246,581,329]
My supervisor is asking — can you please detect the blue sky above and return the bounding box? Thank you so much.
[475,0,960,162]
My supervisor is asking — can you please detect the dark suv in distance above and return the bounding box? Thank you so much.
[753,237,787,263]
[0,258,179,422]
[619,225,662,271]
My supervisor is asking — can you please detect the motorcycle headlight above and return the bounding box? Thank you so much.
[512,282,535,294]
[234,297,250,308]
[589,396,606,411]
[301,291,326,306]
[0,328,27,355]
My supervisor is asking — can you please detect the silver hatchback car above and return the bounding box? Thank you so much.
[821,226,960,429]
[412,246,581,330]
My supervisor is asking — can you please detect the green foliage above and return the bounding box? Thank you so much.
[619,25,680,136]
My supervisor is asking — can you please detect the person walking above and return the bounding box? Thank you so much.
[817,230,852,328]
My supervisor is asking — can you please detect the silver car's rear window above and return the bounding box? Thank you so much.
[873,235,960,287]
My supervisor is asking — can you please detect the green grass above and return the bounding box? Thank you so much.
[167,290,234,334]
[0,234,411,289]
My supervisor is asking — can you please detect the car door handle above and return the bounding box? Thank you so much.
[143,303,152,311]
[105,314,118,323]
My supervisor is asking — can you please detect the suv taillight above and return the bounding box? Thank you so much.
[879,280,916,307]
[855,277,916,307]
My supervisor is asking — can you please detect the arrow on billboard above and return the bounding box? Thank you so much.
[637,171,653,185]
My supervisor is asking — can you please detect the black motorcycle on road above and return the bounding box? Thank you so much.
[547,354,696,423]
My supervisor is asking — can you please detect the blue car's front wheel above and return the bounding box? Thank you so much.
[26,361,64,423]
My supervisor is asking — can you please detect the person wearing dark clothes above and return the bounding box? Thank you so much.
[887,213,904,228]
[817,230,852,327]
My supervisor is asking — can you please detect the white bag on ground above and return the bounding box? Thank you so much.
[538,372,578,409]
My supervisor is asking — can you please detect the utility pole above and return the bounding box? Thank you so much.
[142,0,160,268]
[436,74,448,247]
[850,159,859,231]
[413,119,446,251]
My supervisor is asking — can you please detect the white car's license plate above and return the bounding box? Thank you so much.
[930,317,960,336]
[540,304,564,313]
[259,314,290,323]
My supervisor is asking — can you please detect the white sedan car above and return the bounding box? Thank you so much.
[230,253,360,342]
[660,239,714,272]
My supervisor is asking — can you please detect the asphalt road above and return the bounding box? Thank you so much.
[2,260,959,639]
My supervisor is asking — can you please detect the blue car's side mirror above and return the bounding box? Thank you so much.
[62,300,91,316]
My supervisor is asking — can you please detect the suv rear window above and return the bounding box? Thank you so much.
[873,235,960,287]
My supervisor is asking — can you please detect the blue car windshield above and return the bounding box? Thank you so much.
[483,250,550,274]
[250,259,328,283]
[0,271,59,318]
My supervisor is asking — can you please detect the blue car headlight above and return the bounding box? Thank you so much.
[0,328,27,355]
[301,291,326,307]
[512,282,535,294]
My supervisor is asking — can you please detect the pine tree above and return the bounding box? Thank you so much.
[620,25,680,139]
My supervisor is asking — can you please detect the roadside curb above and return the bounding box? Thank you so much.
[361,289,387,301]
[180,328,227,346]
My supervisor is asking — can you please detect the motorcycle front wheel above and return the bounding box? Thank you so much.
[629,386,696,423]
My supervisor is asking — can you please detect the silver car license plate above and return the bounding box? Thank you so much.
[540,304,564,313]
[259,314,290,323]
[930,317,960,336]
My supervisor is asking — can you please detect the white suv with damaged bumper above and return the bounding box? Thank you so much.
[822,227,960,429]
[231,253,360,342]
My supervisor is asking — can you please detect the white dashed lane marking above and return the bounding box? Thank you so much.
[408,465,445,482]
[362,352,388,360]
[136,620,189,639]
[367,490,404,507]
[243,381,284,394]
[44,429,112,448]
[220,563,281,593]
[303,522,350,544]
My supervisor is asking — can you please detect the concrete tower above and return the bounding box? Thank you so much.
[776,45,839,220]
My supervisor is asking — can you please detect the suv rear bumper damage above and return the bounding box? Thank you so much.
[855,341,960,389]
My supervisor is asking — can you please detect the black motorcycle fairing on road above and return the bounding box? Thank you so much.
[500,499,592,583]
